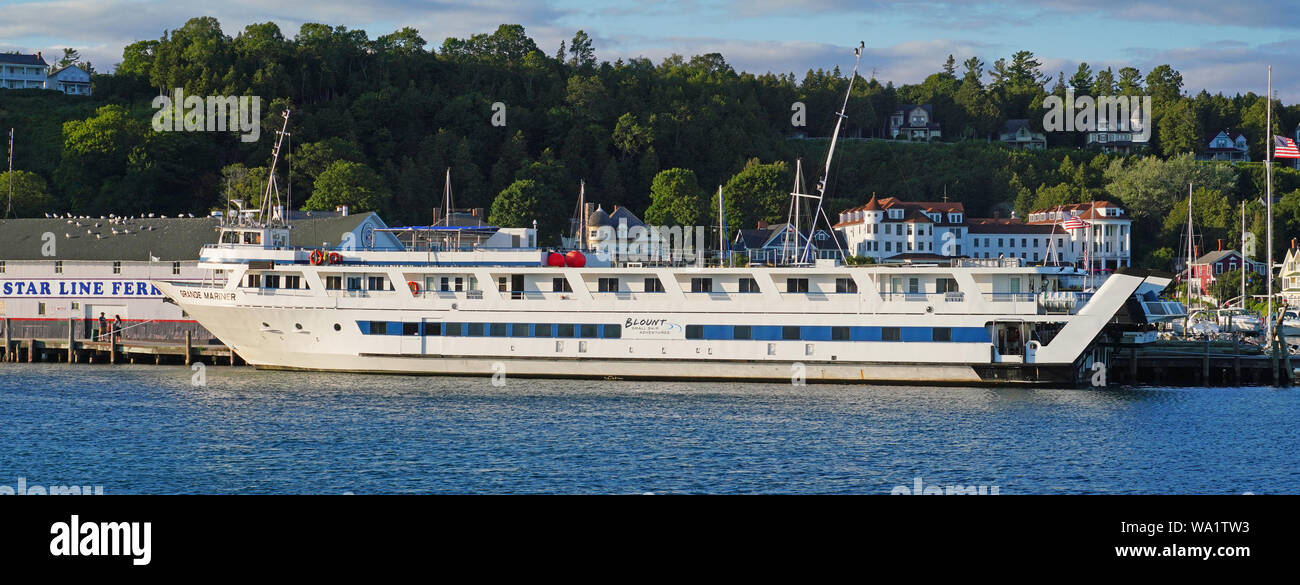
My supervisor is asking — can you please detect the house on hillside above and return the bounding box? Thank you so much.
[46,63,92,95]
[0,52,49,90]
[1196,130,1250,162]
[888,104,941,142]
[999,119,1046,150]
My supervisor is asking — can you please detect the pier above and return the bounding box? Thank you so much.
[1102,338,1293,387]
[1,317,240,366]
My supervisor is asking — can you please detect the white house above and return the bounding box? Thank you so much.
[837,197,1132,269]
[46,64,91,95]
[0,52,49,90]
[888,104,942,142]
[999,119,1046,150]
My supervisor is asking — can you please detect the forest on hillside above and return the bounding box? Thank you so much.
[3,16,1300,268]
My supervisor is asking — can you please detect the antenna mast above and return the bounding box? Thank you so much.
[259,109,291,226]
[800,41,864,264]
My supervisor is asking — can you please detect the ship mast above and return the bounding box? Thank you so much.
[799,41,863,264]
[5,128,12,219]
[258,109,291,227]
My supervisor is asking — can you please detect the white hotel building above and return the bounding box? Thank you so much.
[836,196,1132,269]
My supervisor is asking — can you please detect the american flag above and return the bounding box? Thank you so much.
[1061,213,1090,230]
[1275,135,1300,159]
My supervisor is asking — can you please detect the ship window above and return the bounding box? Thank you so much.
[882,327,901,341]
[598,278,619,292]
[284,275,301,289]
[553,277,572,292]
[54,260,64,274]
[445,323,463,336]
[424,323,442,336]
[346,277,362,291]
[933,327,952,342]
[602,325,621,339]
[739,278,759,293]
[786,278,809,293]
[691,278,713,293]
[557,324,576,337]
[533,324,554,337]
[733,325,752,339]
[686,325,703,339]
[264,274,281,289]
[455,277,464,292]
[368,321,386,335]
[38,302,46,316]
[246,273,261,288]
[767,343,776,356]
[936,278,958,293]
[367,276,386,290]
[440,277,450,292]
[172,262,181,275]
[325,276,342,290]
[831,326,850,341]
[112,261,121,274]
[835,278,858,293]
[511,324,529,337]
[467,323,485,336]
[490,323,509,337]
[333,323,341,331]
[498,277,508,291]
[403,322,420,336]
[782,326,800,340]
[644,277,664,293]
[0,261,4,273]
[580,324,599,338]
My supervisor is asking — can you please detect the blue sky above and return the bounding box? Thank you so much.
[2,0,1297,100]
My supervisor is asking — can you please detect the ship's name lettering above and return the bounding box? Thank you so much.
[178,289,237,301]
[625,317,669,327]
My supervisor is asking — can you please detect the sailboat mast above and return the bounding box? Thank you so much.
[1187,183,1193,311]
[5,128,12,219]
[1242,201,1247,307]
[801,41,864,264]
[717,185,725,266]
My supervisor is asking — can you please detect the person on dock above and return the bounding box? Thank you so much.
[113,314,124,343]
[98,313,107,341]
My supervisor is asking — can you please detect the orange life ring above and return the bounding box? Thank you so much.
[408,281,420,294]
[309,249,324,265]
[328,252,341,265]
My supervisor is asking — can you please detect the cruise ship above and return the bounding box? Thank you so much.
[153,213,1175,385]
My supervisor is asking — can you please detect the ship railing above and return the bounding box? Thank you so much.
[952,257,1023,268]
[1035,291,1093,314]
[879,292,966,302]
[985,292,1037,303]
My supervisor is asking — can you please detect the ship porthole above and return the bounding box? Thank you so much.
[295,323,303,330]
[333,323,341,331]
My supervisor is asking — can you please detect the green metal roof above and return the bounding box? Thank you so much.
[0,212,377,261]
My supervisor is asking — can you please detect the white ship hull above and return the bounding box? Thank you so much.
[156,263,1168,385]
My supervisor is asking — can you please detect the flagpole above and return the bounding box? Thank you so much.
[6,128,12,219]
[1267,65,1275,348]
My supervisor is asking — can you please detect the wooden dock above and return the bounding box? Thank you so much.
[1,317,240,366]
[1103,338,1293,387]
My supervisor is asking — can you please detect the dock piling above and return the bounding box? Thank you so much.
[185,331,192,366]
[67,318,75,364]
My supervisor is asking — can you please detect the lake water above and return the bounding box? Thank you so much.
[1,363,1296,494]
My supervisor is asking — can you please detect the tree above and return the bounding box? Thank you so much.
[1069,62,1093,95]
[1145,64,1183,102]
[1117,67,1143,95]
[219,163,269,209]
[942,54,956,77]
[302,160,390,213]
[1157,100,1202,156]
[568,30,595,69]
[489,179,547,228]
[1093,67,1116,96]
[1,170,54,217]
[644,168,705,226]
[716,159,791,231]
[612,113,653,159]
